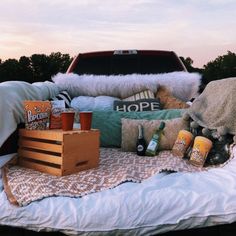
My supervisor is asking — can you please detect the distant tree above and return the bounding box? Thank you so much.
[0,59,21,81]
[30,52,72,82]
[0,52,72,83]
[30,54,51,82]
[18,56,33,82]
[180,56,193,69]
[203,51,236,84]
[179,56,203,73]
[48,52,72,77]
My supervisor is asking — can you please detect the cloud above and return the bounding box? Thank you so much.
[0,0,235,67]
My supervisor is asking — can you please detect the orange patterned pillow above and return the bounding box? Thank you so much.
[156,86,190,109]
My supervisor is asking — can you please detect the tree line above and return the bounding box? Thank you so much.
[0,51,235,85]
[180,51,236,85]
[0,52,72,83]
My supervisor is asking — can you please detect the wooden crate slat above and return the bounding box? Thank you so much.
[19,129,63,141]
[18,149,62,165]
[19,159,61,176]
[19,139,62,153]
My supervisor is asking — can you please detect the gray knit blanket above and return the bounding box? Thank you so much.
[187,77,236,136]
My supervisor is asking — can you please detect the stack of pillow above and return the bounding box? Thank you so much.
[70,90,161,112]
[52,72,201,150]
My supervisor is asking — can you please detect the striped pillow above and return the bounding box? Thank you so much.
[50,91,72,108]
[123,90,155,101]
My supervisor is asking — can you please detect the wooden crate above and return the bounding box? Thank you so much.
[18,129,100,176]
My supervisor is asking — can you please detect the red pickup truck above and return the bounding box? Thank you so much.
[67,50,187,75]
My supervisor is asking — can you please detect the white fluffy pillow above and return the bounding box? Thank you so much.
[52,72,201,101]
[52,73,158,99]
[71,95,120,111]
[155,72,201,101]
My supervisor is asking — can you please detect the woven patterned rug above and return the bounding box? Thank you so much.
[2,148,231,206]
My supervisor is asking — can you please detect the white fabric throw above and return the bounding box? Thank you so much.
[52,72,201,101]
[1,147,236,235]
[0,81,60,148]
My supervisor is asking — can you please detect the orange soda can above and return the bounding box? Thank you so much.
[172,130,194,158]
[190,136,213,167]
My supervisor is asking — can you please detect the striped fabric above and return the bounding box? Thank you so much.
[123,90,155,101]
[50,91,72,108]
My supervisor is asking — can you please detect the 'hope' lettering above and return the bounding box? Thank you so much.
[115,101,160,112]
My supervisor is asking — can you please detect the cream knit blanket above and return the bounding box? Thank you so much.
[187,77,236,136]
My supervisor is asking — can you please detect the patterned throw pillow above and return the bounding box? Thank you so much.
[121,117,189,151]
[50,91,72,108]
[113,99,161,112]
[123,90,155,101]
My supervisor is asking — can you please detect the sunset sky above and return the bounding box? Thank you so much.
[0,0,235,68]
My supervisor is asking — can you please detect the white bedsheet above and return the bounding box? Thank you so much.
[1,147,236,235]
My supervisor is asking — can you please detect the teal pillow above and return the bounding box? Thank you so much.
[92,109,185,147]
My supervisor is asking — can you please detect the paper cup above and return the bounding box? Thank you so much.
[172,130,194,158]
[190,136,213,167]
[61,111,75,131]
[79,111,93,130]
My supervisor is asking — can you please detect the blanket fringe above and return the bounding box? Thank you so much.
[2,166,19,206]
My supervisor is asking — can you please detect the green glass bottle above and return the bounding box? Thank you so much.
[145,122,165,156]
[136,124,147,156]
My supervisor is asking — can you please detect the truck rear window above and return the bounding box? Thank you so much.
[73,53,185,75]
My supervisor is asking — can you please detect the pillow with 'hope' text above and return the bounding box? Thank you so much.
[113,98,161,112]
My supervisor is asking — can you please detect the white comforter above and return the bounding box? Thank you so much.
[1,148,236,235]
[0,81,60,148]
[1,79,236,235]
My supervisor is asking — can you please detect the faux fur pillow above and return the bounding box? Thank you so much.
[52,72,201,101]
[52,73,158,99]
[156,86,190,109]
[121,117,189,152]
